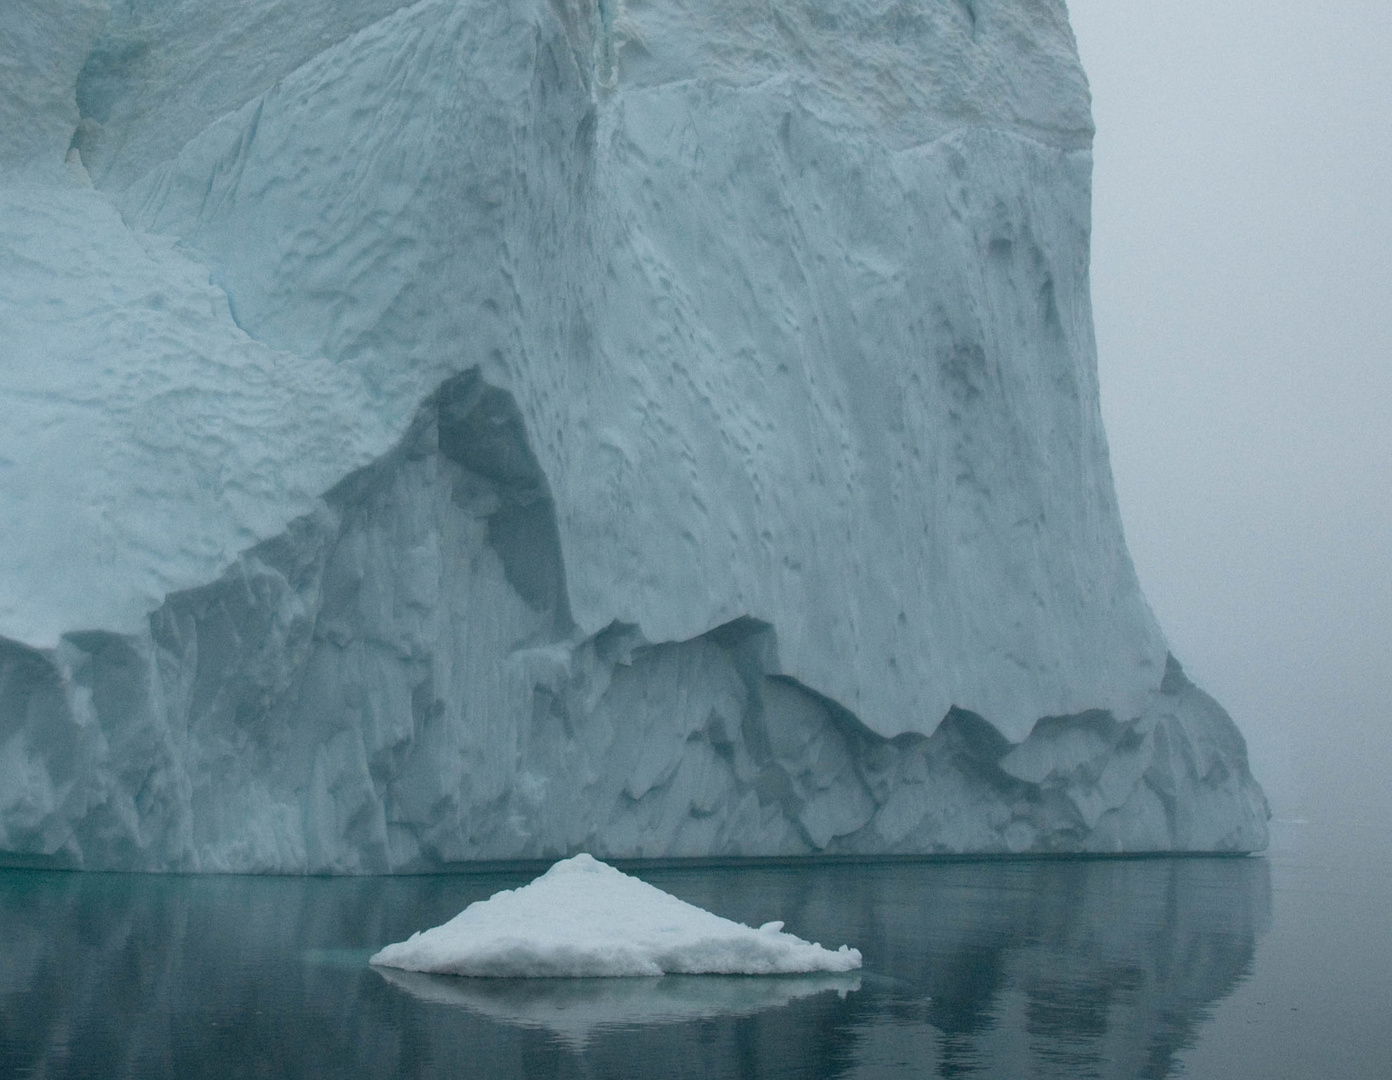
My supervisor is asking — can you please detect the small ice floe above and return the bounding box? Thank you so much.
[369,853,862,977]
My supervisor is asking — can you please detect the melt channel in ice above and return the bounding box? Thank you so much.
[369,854,862,978]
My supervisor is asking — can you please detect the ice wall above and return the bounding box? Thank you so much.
[0,0,1269,870]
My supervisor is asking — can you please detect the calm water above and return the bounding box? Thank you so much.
[2,822,1387,1078]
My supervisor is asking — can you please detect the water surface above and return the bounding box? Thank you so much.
[2,827,1385,1078]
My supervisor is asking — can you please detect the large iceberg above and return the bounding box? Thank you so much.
[0,0,1268,871]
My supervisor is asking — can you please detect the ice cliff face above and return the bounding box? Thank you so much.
[0,0,1268,870]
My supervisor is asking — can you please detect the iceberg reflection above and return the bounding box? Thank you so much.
[376,967,860,1047]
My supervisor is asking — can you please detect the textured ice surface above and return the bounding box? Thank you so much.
[0,181,386,646]
[370,853,862,976]
[0,0,1269,869]
[119,0,1161,742]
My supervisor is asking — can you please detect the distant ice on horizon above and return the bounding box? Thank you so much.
[369,854,862,978]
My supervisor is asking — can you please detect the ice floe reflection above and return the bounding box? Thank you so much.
[376,967,860,1047]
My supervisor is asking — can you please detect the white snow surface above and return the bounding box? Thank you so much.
[369,854,863,977]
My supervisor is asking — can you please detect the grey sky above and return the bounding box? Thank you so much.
[1067,0,1392,821]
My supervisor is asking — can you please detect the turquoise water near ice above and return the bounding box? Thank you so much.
[1,823,1386,1078]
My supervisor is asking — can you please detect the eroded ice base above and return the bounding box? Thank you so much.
[370,854,861,977]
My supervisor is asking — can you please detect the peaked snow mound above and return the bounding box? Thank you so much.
[369,854,863,977]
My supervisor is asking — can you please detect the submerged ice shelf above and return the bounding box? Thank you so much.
[370,853,862,977]
[0,0,1269,870]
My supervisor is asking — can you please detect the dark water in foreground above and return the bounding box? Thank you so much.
[2,823,1387,1079]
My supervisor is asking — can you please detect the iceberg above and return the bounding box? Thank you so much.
[0,0,1269,870]
[369,853,862,977]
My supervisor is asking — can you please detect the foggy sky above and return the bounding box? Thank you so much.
[1067,1,1392,821]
